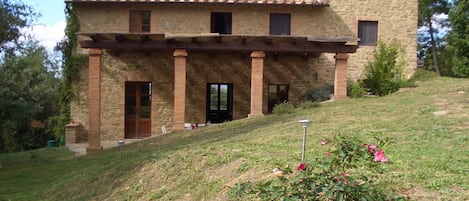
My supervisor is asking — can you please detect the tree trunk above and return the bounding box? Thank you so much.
[427,18,441,76]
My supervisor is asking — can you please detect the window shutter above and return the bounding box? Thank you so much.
[129,11,142,33]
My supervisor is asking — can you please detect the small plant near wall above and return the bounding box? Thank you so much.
[273,101,295,114]
[349,81,367,98]
[228,134,407,201]
[364,40,406,96]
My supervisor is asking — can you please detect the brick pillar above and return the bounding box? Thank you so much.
[249,51,265,117]
[87,48,103,152]
[334,53,349,100]
[173,49,187,130]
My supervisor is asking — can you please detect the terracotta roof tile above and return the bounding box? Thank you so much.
[65,0,329,6]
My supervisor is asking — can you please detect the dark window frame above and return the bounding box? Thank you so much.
[129,10,151,33]
[210,12,232,34]
[268,84,289,113]
[270,13,291,36]
[358,21,378,46]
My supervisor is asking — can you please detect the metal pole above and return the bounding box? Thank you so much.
[119,145,122,162]
[301,125,307,163]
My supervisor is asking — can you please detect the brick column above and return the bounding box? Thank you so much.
[87,48,103,152]
[249,51,265,117]
[173,49,187,130]
[334,53,349,100]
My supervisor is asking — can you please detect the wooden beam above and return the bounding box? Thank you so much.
[79,40,358,53]
[140,35,151,42]
[115,34,128,43]
[90,34,108,42]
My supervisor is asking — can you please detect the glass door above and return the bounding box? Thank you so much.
[206,83,233,123]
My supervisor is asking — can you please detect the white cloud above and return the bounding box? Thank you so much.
[22,20,66,51]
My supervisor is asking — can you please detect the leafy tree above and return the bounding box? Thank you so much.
[0,0,61,152]
[0,0,36,51]
[0,42,61,152]
[446,0,469,77]
[418,0,450,76]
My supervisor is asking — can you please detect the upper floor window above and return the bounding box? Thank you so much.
[211,12,232,34]
[358,21,378,46]
[270,13,291,35]
[129,10,151,33]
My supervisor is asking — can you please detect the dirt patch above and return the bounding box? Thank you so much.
[433,110,449,116]
[406,186,442,201]
[210,159,269,201]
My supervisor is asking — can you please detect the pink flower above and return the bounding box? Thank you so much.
[368,144,377,153]
[296,163,307,171]
[321,140,328,145]
[325,151,330,157]
[374,150,388,162]
[343,172,350,177]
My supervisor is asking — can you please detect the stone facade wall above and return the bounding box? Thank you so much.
[73,50,334,139]
[75,0,418,79]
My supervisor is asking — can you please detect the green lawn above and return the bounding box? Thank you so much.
[1,74,468,200]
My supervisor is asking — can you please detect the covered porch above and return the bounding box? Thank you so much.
[78,33,358,151]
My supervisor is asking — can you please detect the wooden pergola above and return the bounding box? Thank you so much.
[78,33,357,53]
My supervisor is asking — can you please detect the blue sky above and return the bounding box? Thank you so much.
[21,0,66,50]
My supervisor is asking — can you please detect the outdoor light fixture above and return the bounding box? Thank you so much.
[117,139,125,162]
[299,119,312,163]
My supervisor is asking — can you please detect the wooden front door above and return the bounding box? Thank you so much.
[125,82,151,138]
[206,83,233,123]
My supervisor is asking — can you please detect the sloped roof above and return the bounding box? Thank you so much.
[66,0,329,6]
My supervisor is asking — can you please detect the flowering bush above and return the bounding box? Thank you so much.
[228,134,407,201]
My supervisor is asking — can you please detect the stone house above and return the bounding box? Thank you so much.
[65,0,418,151]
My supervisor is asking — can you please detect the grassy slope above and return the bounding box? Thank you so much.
[1,75,468,201]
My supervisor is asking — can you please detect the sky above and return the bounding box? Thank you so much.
[21,0,66,51]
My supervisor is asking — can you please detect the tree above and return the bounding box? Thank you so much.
[0,0,36,51]
[0,1,61,152]
[418,0,450,76]
[447,0,469,77]
[364,40,405,96]
[0,42,61,152]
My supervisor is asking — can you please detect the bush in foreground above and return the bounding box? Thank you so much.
[229,134,407,201]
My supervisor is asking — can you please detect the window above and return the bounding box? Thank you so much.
[207,83,233,123]
[129,10,151,33]
[268,84,289,113]
[211,12,232,34]
[358,21,378,46]
[270,13,291,35]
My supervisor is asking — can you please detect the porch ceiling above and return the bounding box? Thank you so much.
[77,33,358,53]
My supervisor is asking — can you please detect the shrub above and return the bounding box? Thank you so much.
[228,134,407,201]
[364,40,405,96]
[304,85,334,102]
[349,81,367,98]
[272,101,295,115]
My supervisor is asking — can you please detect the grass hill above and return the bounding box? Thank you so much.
[1,72,468,200]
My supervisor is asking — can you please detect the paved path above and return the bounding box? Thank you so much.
[66,136,156,156]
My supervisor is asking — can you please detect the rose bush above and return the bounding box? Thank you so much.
[228,134,407,201]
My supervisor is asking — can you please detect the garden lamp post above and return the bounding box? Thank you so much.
[299,119,312,163]
[117,139,125,162]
